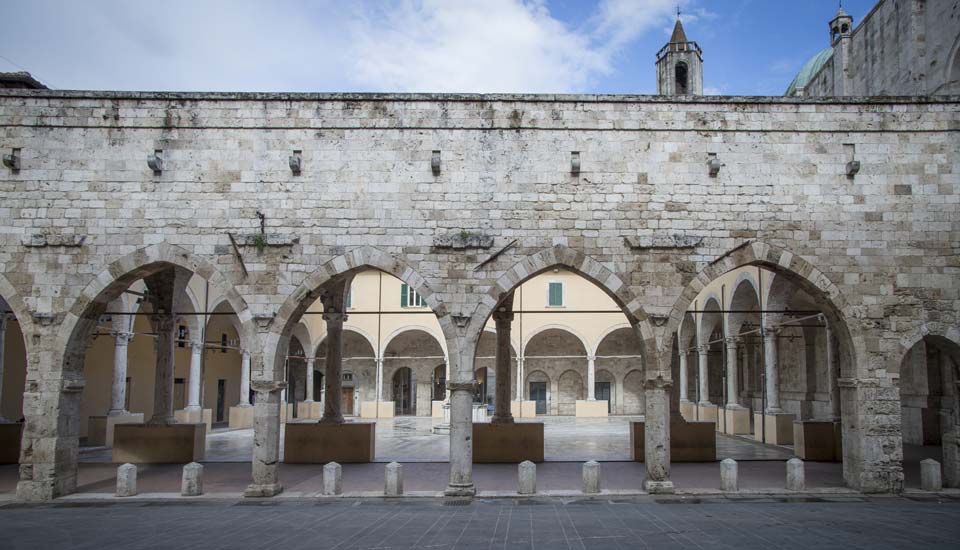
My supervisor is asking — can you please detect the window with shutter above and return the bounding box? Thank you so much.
[400,283,408,307]
[548,282,564,307]
[345,286,352,309]
[401,283,424,308]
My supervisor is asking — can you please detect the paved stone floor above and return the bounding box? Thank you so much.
[3,495,960,549]
[77,416,794,463]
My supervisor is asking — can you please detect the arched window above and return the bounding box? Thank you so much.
[675,62,689,94]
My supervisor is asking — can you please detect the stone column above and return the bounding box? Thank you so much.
[515,356,524,401]
[148,313,177,425]
[185,340,203,412]
[725,337,741,407]
[678,346,689,403]
[446,376,476,496]
[940,351,959,488]
[587,355,597,401]
[304,357,316,402]
[376,356,385,401]
[491,309,514,424]
[107,331,134,416]
[643,375,674,493]
[320,312,346,424]
[825,320,840,420]
[239,349,251,406]
[763,327,782,413]
[245,381,284,497]
[697,345,711,405]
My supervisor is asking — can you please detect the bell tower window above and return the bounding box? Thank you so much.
[675,62,689,95]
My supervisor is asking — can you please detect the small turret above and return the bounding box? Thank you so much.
[656,14,703,96]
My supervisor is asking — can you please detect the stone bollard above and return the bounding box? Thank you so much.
[323,462,342,495]
[921,459,942,491]
[181,462,204,496]
[720,458,738,492]
[582,461,601,494]
[786,458,804,491]
[116,463,137,497]
[518,461,536,495]
[385,462,403,496]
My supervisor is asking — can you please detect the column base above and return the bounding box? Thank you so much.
[244,483,284,497]
[510,400,538,418]
[679,400,696,422]
[174,408,212,433]
[753,412,795,445]
[228,405,254,429]
[631,421,716,462]
[696,403,718,424]
[296,401,323,420]
[643,480,675,494]
[444,484,476,497]
[793,420,842,461]
[723,406,752,435]
[575,400,608,417]
[360,401,395,418]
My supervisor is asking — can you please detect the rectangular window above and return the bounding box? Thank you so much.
[547,281,564,307]
[400,283,424,308]
[345,285,352,309]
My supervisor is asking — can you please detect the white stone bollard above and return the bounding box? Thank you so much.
[518,461,536,495]
[920,459,942,491]
[786,458,804,491]
[181,462,204,496]
[720,458,738,492]
[323,462,342,495]
[582,461,601,494]
[116,463,137,497]
[385,462,403,496]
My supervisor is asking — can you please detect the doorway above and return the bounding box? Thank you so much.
[342,387,355,416]
[392,367,414,415]
[530,381,547,415]
[595,381,612,413]
[216,379,226,422]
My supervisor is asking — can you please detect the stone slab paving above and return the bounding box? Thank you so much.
[2,496,960,549]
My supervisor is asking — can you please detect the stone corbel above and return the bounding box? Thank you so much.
[32,312,54,326]
[433,231,494,250]
[251,380,287,393]
[253,313,275,330]
[22,233,87,248]
[649,314,669,327]
[237,234,300,248]
[62,378,85,393]
[643,376,673,391]
[625,234,703,250]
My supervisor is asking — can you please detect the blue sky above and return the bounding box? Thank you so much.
[0,0,878,96]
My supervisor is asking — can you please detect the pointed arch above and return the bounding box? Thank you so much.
[591,322,634,357]
[0,272,34,345]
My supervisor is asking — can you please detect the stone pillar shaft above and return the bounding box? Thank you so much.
[446,379,475,496]
[725,337,740,407]
[697,345,710,405]
[825,322,840,420]
[515,356,524,401]
[186,340,203,411]
[108,331,133,415]
[491,311,514,424]
[764,328,782,413]
[320,313,346,424]
[239,350,251,406]
[148,315,177,425]
[245,383,283,497]
[376,357,385,401]
[587,355,596,401]
[678,346,689,402]
[643,376,674,493]
[305,357,316,402]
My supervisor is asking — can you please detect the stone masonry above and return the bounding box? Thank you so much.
[0,89,957,500]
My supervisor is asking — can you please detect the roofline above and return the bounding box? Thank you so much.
[0,88,958,105]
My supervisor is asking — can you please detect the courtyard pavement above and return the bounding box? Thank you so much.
[2,495,959,549]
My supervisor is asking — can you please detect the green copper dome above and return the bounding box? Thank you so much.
[785,47,834,96]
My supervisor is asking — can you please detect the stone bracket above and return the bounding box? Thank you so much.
[625,234,703,250]
[22,233,87,248]
[253,313,275,329]
[251,380,287,393]
[236,234,300,247]
[433,231,494,250]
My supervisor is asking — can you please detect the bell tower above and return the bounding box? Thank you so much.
[656,12,703,96]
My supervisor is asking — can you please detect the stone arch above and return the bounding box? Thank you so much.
[315,325,378,359]
[0,272,35,345]
[479,244,655,372]
[382,326,447,359]
[521,324,590,357]
[698,296,723,346]
[678,312,696,350]
[269,246,450,382]
[896,323,960,373]
[727,275,761,337]
[0,279,32,423]
[591,323,634,357]
[480,327,519,357]
[524,369,550,407]
[557,369,583,415]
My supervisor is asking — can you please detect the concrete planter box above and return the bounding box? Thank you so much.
[575,400,609,417]
[284,422,375,463]
[174,409,212,433]
[360,401,395,419]
[631,420,716,462]
[113,423,206,463]
[510,400,538,418]
[723,407,751,435]
[793,420,842,461]
[473,422,544,463]
[296,401,323,420]
[754,412,795,445]
[228,405,254,429]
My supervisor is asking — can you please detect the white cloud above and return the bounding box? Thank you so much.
[0,0,687,93]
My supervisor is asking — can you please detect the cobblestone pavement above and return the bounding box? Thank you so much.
[3,495,959,549]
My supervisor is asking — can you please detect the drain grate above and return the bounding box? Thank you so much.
[442,498,473,507]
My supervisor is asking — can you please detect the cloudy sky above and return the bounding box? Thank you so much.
[1,0,876,96]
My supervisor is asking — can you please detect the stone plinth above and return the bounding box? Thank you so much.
[575,400,608,418]
[510,400,538,418]
[793,421,841,461]
[116,463,137,497]
[696,404,718,424]
[582,461,601,494]
[679,401,696,422]
[432,400,445,418]
[113,424,206,463]
[754,412,795,445]
[228,405,254,429]
[518,461,536,494]
[283,422,375,463]
[87,416,108,446]
[473,422,544,463]
[174,408,212,433]
[631,421,716,462]
[296,401,323,420]
[360,401,395,419]
[0,422,23,464]
[723,407,751,435]
[720,458,738,492]
[106,413,145,448]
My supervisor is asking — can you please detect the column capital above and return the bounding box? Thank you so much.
[190,339,204,351]
[587,354,596,362]
[763,326,781,338]
[112,331,135,345]
[305,356,316,366]
[697,344,710,354]
[241,348,251,359]
[492,309,514,324]
[724,336,742,348]
[322,311,348,325]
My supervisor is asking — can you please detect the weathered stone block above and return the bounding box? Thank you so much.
[518,461,536,495]
[786,458,804,491]
[181,462,203,496]
[920,459,942,491]
[323,462,342,495]
[473,422,544,463]
[720,458,738,492]
[385,462,403,496]
[582,461,600,494]
[116,463,137,497]
[113,424,205,464]
[284,422,374,464]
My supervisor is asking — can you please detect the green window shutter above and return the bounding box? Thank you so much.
[549,282,563,306]
[345,287,352,309]
[400,283,408,307]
